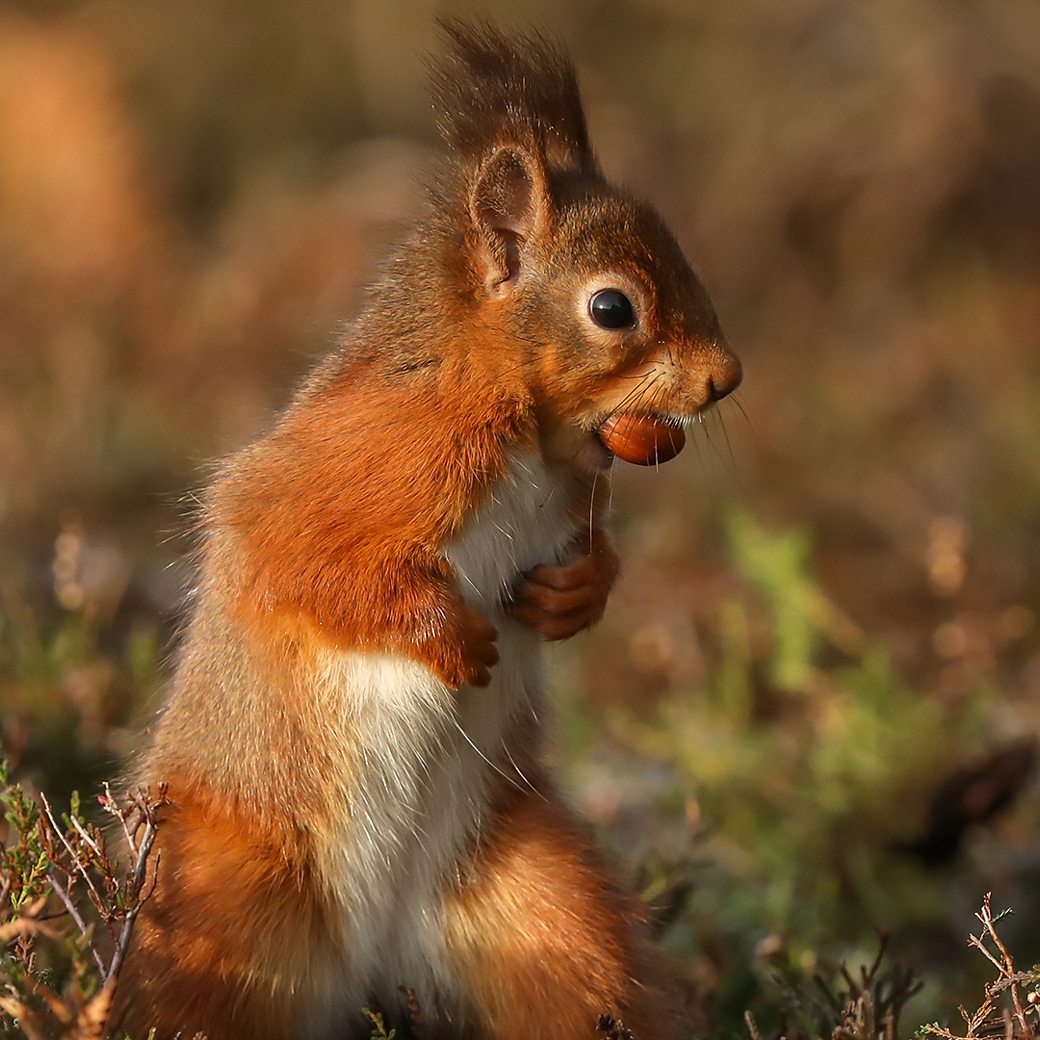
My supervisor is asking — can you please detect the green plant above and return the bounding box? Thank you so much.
[745,933,922,1040]
[561,513,1034,1034]
[0,757,167,1040]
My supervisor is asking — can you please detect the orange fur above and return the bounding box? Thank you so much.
[215,354,533,688]
[123,22,742,1040]
[444,781,676,1039]
[116,778,337,1040]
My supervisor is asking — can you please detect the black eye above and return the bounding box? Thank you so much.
[589,289,636,330]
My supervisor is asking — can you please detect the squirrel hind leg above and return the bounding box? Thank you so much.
[438,787,679,1040]
[113,780,343,1040]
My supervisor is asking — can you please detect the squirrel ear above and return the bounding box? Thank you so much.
[469,145,548,294]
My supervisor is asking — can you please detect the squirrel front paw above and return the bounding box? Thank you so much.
[437,607,499,689]
[510,533,619,641]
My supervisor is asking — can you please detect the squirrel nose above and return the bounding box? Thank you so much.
[707,354,743,402]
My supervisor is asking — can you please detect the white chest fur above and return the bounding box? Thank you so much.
[445,449,581,615]
[308,450,581,1027]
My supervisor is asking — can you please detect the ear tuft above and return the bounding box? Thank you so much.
[470,146,545,293]
[431,20,596,173]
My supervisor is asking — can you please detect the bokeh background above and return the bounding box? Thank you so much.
[2,0,1039,1033]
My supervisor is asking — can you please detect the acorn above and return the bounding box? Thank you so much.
[597,413,686,466]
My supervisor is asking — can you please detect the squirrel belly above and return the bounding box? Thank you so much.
[120,446,610,1039]
[306,447,584,1021]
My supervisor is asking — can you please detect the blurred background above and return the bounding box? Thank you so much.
[1,0,1039,1032]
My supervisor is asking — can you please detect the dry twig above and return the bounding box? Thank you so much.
[1,769,168,1040]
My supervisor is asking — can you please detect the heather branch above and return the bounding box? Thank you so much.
[103,785,166,986]
[38,793,109,935]
[47,871,106,976]
[1,775,169,1039]
[103,782,137,858]
[971,893,1029,1036]
[920,894,1040,1040]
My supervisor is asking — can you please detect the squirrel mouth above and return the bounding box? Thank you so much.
[595,413,686,466]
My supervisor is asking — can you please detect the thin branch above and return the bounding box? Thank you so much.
[104,787,166,986]
[102,781,138,858]
[969,932,1010,978]
[978,894,1029,1035]
[68,812,103,860]
[38,793,110,932]
[47,872,106,976]
[0,916,60,945]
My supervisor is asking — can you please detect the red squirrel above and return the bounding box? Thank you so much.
[120,22,741,1040]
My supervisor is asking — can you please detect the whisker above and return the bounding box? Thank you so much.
[731,393,756,437]
[559,369,659,476]
[606,370,659,421]
[450,716,528,796]
[588,464,601,546]
[700,414,730,475]
[502,745,545,800]
[714,405,742,482]
[691,418,709,476]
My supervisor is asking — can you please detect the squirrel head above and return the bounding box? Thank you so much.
[427,22,742,469]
